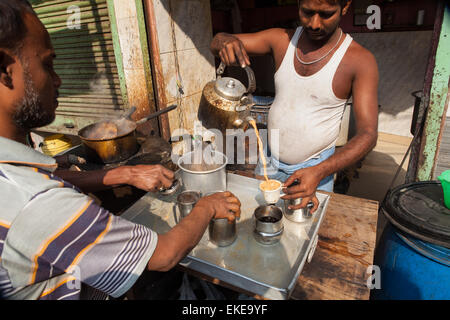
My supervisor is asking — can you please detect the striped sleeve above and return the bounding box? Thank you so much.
[2,186,157,298]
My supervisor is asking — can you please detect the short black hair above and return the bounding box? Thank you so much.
[0,0,33,54]
[298,0,350,7]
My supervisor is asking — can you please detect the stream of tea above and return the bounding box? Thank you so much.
[249,120,269,182]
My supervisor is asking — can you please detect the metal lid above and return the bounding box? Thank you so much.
[382,181,450,248]
[214,77,246,101]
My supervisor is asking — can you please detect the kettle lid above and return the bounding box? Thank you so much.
[214,77,246,101]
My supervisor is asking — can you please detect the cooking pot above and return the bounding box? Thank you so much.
[198,62,256,134]
[78,105,177,164]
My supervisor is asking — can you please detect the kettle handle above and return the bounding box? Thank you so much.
[216,62,256,94]
[244,66,256,94]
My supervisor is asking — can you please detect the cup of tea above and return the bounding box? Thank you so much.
[259,179,283,204]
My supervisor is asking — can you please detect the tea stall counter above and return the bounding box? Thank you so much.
[121,171,379,300]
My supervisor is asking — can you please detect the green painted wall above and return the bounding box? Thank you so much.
[418,4,450,181]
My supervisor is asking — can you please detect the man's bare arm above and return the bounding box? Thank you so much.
[317,48,379,177]
[210,28,289,67]
[147,192,241,271]
[54,165,174,193]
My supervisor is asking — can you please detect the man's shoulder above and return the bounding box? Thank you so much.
[258,27,294,43]
[346,38,378,69]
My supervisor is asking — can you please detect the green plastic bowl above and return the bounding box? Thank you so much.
[438,170,450,210]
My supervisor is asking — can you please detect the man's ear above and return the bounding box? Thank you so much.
[0,49,16,89]
[342,0,352,16]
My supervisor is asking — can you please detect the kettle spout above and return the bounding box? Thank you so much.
[233,116,255,129]
[246,116,256,123]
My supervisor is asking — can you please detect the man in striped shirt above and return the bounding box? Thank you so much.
[0,0,241,299]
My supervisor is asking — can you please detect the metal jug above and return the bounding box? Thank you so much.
[198,62,256,134]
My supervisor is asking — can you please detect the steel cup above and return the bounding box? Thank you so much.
[208,218,237,247]
[176,191,200,220]
[283,198,314,223]
[204,191,237,247]
[253,205,284,245]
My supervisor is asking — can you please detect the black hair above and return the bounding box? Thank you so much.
[298,0,350,7]
[0,0,33,54]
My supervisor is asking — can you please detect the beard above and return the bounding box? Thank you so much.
[12,67,56,130]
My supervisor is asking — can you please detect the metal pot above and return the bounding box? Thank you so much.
[177,151,227,195]
[198,62,256,134]
[78,105,177,164]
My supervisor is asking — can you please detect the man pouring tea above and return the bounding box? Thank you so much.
[210,0,379,212]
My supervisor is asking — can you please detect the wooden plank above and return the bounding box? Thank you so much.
[291,192,379,300]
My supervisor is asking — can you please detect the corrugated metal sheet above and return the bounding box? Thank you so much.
[32,0,126,134]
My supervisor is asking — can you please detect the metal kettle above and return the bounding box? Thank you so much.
[198,62,256,134]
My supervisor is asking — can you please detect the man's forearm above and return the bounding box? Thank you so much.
[315,130,377,180]
[54,166,130,193]
[147,203,214,271]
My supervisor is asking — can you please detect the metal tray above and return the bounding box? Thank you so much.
[121,173,329,299]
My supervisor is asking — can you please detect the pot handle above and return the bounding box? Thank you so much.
[135,104,177,125]
[216,62,256,94]
[123,106,137,120]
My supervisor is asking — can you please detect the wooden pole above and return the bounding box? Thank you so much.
[142,0,172,141]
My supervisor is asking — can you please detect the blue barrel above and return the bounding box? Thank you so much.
[372,182,450,300]
[373,223,450,299]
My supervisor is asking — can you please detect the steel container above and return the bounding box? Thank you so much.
[283,199,314,223]
[209,218,237,247]
[177,151,227,195]
[253,205,284,245]
[176,191,201,221]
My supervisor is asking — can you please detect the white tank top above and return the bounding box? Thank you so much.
[268,27,353,164]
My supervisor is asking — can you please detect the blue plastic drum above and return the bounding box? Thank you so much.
[372,182,450,300]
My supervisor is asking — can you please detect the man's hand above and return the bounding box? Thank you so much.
[281,166,322,213]
[147,191,241,271]
[211,33,251,67]
[196,191,241,222]
[123,164,175,192]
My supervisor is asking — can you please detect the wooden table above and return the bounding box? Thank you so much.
[178,170,379,300]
